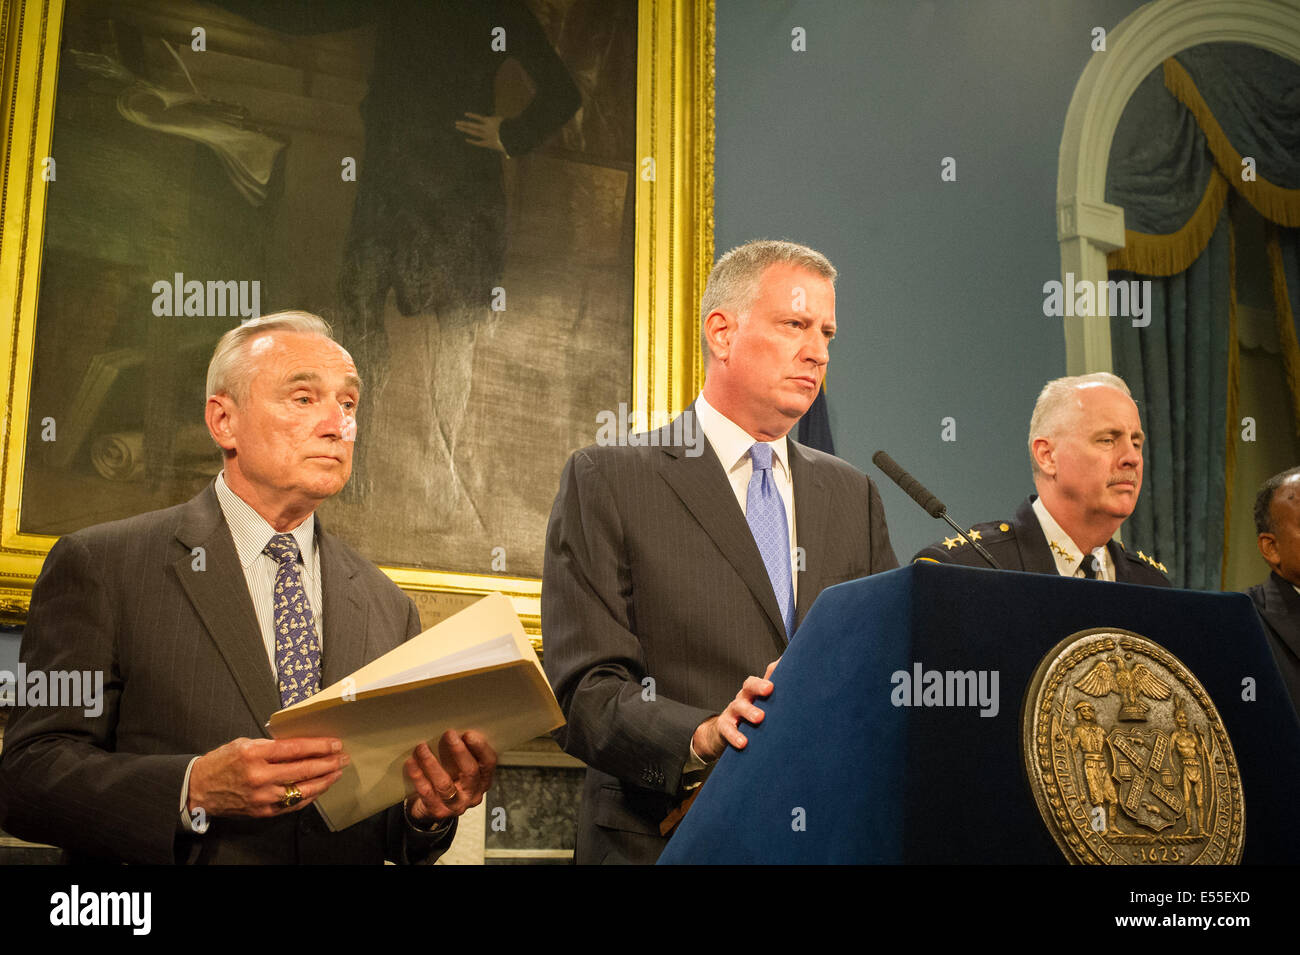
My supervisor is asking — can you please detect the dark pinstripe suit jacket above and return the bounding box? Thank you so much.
[0,483,448,864]
[542,408,898,863]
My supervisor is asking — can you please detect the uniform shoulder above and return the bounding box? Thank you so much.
[913,517,1017,563]
[1112,540,1171,584]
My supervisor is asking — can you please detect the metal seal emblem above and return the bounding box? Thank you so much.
[1022,628,1244,864]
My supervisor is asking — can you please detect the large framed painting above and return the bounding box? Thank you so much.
[0,0,712,636]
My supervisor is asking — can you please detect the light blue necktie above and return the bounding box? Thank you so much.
[746,443,795,636]
[265,533,322,707]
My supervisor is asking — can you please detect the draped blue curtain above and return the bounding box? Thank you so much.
[1104,43,1300,590]
[1110,216,1231,590]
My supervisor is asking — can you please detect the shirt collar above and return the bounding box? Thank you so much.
[695,394,790,479]
[1032,496,1109,578]
[214,471,316,570]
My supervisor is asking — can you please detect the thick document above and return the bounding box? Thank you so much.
[267,592,564,831]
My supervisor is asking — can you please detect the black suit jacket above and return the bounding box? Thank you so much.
[1247,571,1300,722]
[0,483,450,864]
[542,409,898,864]
[912,496,1171,587]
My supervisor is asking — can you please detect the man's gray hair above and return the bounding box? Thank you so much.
[206,310,337,402]
[699,239,837,365]
[1028,372,1132,474]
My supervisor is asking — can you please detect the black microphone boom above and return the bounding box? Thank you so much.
[871,451,1001,570]
[871,451,944,519]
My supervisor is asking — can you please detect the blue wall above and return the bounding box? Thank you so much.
[715,0,1148,559]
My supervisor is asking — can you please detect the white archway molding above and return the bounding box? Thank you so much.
[1056,0,1300,373]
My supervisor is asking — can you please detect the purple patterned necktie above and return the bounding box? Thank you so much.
[265,533,322,707]
[746,443,795,637]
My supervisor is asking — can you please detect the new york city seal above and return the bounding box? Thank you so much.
[1022,628,1244,864]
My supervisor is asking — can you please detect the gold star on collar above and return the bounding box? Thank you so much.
[967,529,982,542]
[942,536,962,550]
[1049,540,1076,563]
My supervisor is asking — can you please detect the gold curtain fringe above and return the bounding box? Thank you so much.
[1110,57,1300,276]
[1108,170,1228,275]
[1163,58,1300,227]
[1222,216,1240,590]
[1267,224,1300,439]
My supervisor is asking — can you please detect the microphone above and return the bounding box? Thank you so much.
[871,451,1001,570]
[871,451,944,519]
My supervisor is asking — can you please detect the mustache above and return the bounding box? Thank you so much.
[1107,473,1139,485]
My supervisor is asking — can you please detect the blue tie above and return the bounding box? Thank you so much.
[746,443,795,636]
[265,533,322,708]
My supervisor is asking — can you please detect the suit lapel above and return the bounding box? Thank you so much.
[173,484,281,732]
[1016,496,1060,574]
[317,522,371,687]
[1261,572,1300,662]
[789,440,829,626]
[657,409,788,646]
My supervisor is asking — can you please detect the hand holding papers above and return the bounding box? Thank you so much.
[268,592,564,831]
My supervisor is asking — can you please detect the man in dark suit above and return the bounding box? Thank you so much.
[543,240,898,864]
[0,312,495,863]
[1247,466,1300,719]
[914,372,1169,586]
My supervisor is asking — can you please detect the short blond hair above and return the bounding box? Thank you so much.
[1028,372,1132,474]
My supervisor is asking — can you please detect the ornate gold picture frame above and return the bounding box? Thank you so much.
[0,0,713,637]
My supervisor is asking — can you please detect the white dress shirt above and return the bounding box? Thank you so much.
[694,394,799,601]
[214,470,324,671]
[181,472,323,833]
[1032,497,1114,581]
[683,396,799,775]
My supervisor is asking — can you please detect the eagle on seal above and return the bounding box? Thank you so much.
[1074,652,1172,721]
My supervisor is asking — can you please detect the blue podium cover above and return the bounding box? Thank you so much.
[659,562,1300,864]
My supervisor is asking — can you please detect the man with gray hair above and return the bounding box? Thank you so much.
[913,372,1169,585]
[543,239,897,863]
[0,311,496,863]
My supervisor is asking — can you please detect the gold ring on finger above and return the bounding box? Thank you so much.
[282,784,303,808]
[437,783,458,801]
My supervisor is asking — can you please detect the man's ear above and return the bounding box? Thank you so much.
[702,308,735,365]
[205,395,237,453]
[1031,436,1056,476]
[1258,532,1281,573]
